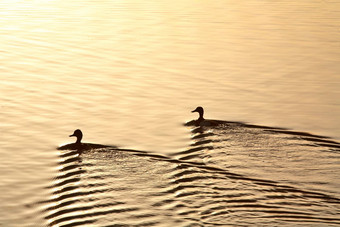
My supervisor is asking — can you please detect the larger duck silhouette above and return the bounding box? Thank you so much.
[58,129,113,151]
[70,129,83,144]
[185,106,225,127]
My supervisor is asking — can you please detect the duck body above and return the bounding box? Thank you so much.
[185,118,225,127]
[58,142,110,151]
[197,119,222,127]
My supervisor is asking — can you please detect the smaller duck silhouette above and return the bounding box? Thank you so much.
[192,106,205,124]
[186,106,225,127]
[58,129,112,151]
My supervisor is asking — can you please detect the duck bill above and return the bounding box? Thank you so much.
[192,109,198,113]
[69,134,75,137]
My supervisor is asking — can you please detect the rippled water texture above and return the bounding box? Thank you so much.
[1,0,339,226]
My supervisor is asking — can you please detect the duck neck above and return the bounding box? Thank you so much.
[198,110,204,121]
[76,136,82,144]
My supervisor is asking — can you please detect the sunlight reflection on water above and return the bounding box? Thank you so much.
[0,0,339,226]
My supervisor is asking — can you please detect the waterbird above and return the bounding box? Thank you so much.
[70,129,83,144]
[192,106,205,123]
[190,107,286,129]
[189,106,225,127]
[58,129,112,151]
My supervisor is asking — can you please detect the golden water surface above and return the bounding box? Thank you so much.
[0,0,339,226]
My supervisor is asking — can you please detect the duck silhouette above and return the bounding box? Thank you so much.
[58,129,112,151]
[185,106,225,127]
[70,129,83,144]
[192,106,205,124]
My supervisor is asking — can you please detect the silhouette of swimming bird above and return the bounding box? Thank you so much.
[58,129,112,151]
[192,106,205,124]
[70,129,83,144]
[185,106,225,127]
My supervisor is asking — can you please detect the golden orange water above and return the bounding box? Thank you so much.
[0,0,339,226]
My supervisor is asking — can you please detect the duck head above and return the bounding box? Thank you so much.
[192,106,204,120]
[70,129,83,144]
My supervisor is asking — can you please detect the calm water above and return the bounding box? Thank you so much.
[1,0,339,226]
